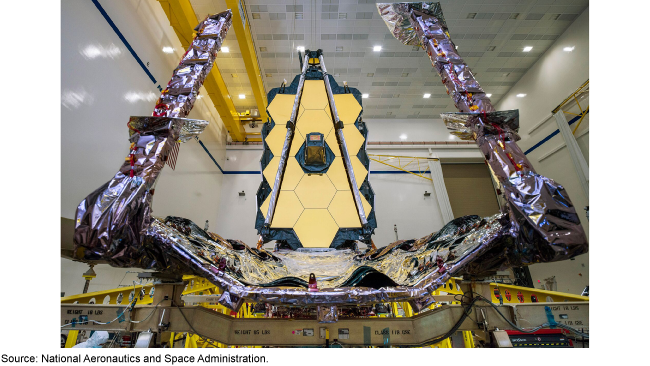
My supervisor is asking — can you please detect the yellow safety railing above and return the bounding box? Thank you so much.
[61,276,217,305]
[367,154,439,181]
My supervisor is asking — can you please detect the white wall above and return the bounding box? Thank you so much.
[496,7,589,294]
[61,0,228,296]
[61,259,142,298]
[363,118,463,142]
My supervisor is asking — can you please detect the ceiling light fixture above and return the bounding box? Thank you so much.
[423,93,431,98]
[367,73,374,77]
[373,46,382,52]
[295,13,303,19]
[399,134,407,140]
[486,93,492,97]
[563,46,575,52]
[467,13,477,19]
[239,94,245,99]
[221,46,229,53]
[297,46,305,52]
[336,46,343,51]
[516,93,526,98]
[362,94,369,98]
[162,47,174,54]
[523,46,533,52]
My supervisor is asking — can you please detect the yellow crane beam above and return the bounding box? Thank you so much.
[225,0,268,121]
[157,0,246,141]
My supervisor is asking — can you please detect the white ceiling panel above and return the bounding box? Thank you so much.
[189,0,588,117]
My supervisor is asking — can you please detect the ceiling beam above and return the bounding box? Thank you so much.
[225,0,268,122]
[157,0,246,141]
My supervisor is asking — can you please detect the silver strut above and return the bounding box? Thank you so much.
[264,55,310,226]
[318,54,368,226]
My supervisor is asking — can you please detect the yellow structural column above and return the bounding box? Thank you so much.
[463,331,475,348]
[185,333,199,348]
[157,0,246,141]
[64,331,79,348]
[225,0,268,121]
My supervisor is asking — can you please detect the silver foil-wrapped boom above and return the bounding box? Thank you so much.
[378,2,588,272]
[377,2,447,46]
[128,116,209,142]
[440,110,519,141]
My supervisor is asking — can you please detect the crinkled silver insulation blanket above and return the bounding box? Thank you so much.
[153,11,232,119]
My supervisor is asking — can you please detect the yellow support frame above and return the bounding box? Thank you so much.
[225,0,268,121]
[61,276,217,305]
[486,282,588,304]
[367,154,439,181]
[551,80,589,135]
[157,0,246,141]
[64,330,79,348]
[62,275,587,348]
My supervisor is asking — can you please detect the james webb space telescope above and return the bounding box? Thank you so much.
[72,3,588,314]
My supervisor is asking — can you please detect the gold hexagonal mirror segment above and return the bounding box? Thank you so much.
[350,156,368,188]
[293,209,339,248]
[265,125,289,156]
[260,194,271,220]
[328,191,362,228]
[341,126,365,156]
[262,156,281,189]
[294,174,337,209]
[289,132,304,157]
[360,193,372,217]
[281,158,305,191]
[296,109,333,139]
[267,94,294,126]
[325,129,341,157]
[270,191,304,228]
[300,80,329,110]
[333,94,362,125]
[326,157,349,191]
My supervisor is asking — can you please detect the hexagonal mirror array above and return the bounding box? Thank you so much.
[261,80,371,247]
